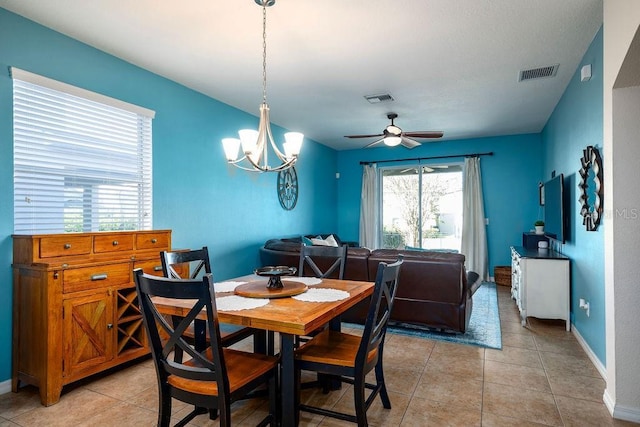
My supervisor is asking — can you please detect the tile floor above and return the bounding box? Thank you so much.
[1,286,637,426]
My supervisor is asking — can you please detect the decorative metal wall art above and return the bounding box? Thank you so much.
[578,145,603,231]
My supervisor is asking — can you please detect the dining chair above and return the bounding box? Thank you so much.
[133,269,279,427]
[160,247,261,352]
[294,256,403,427]
[298,242,348,348]
[298,243,348,280]
[295,244,348,349]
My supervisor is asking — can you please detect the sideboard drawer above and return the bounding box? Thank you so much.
[94,234,134,253]
[134,259,165,277]
[136,232,169,250]
[40,236,92,258]
[63,263,131,293]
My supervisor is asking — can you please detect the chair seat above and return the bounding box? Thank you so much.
[168,348,278,396]
[295,329,377,368]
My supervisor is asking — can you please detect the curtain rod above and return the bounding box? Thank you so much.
[359,151,493,166]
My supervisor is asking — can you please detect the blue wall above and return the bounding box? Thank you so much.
[541,27,605,364]
[0,9,337,383]
[336,133,543,273]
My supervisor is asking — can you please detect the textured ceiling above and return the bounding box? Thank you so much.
[0,0,603,150]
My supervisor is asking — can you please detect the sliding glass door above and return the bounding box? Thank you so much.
[380,163,463,251]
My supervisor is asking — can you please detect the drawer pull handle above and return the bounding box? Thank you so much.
[153,266,163,272]
[107,323,113,330]
[64,243,72,249]
[112,240,119,246]
[151,238,158,244]
[91,273,108,281]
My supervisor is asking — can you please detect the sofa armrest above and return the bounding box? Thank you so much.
[467,271,481,296]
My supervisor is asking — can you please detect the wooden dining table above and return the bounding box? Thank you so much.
[152,275,374,427]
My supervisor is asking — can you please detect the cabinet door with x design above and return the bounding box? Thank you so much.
[63,291,114,377]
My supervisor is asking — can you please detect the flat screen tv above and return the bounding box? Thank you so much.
[544,173,565,243]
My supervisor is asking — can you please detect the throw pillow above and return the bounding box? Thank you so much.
[302,236,313,246]
[324,234,339,247]
[310,237,330,246]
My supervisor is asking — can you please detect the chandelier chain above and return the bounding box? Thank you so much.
[262,4,267,104]
[221,0,302,173]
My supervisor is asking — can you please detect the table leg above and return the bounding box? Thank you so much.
[253,330,267,355]
[325,318,342,391]
[329,317,341,332]
[280,333,297,427]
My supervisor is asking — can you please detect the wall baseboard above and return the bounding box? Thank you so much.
[605,394,640,424]
[0,379,11,395]
[573,324,640,423]
[571,324,606,379]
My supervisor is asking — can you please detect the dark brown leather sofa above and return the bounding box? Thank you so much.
[259,237,481,333]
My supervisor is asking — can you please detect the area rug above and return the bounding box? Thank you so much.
[346,282,502,349]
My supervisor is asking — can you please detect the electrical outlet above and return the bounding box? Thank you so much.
[579,298,590,317]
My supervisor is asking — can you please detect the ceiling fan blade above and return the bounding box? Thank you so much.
[400,136,421,149]
[364,138,384,148]
[403,131,444,139]
[344,133,384,139]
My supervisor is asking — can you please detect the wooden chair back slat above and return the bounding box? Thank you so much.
[160,246,211,279]
[298,244,348,279]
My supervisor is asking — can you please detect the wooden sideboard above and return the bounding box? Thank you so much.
[12,230,173,406]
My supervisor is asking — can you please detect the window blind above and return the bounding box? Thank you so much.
[12,68,154,234]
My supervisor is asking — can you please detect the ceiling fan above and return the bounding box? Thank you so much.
[399,165,449,174]
[344,113,444,149]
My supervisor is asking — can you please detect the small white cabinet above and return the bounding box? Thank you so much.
[510,246,570,331]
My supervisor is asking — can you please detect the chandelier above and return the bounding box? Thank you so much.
[222,0,303,172]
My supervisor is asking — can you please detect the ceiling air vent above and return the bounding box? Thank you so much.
[518,64,559,82]
[364,93,394,104]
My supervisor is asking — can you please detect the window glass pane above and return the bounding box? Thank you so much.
[381,164,462,251]
[13,74,153,234]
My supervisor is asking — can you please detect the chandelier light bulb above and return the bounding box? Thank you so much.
[239,129,259,154]
[283,132,303,158]
[222,138,241,161]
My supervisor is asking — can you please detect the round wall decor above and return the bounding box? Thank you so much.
[277,166,298,210]
[578,145,603,231]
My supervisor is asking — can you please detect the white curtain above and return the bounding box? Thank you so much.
[359,164,379,249]
[461,157,488,280]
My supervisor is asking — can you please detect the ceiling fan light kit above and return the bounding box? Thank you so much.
[384,136,402,146]
[222,0,303,173]
[345,112,444,149]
